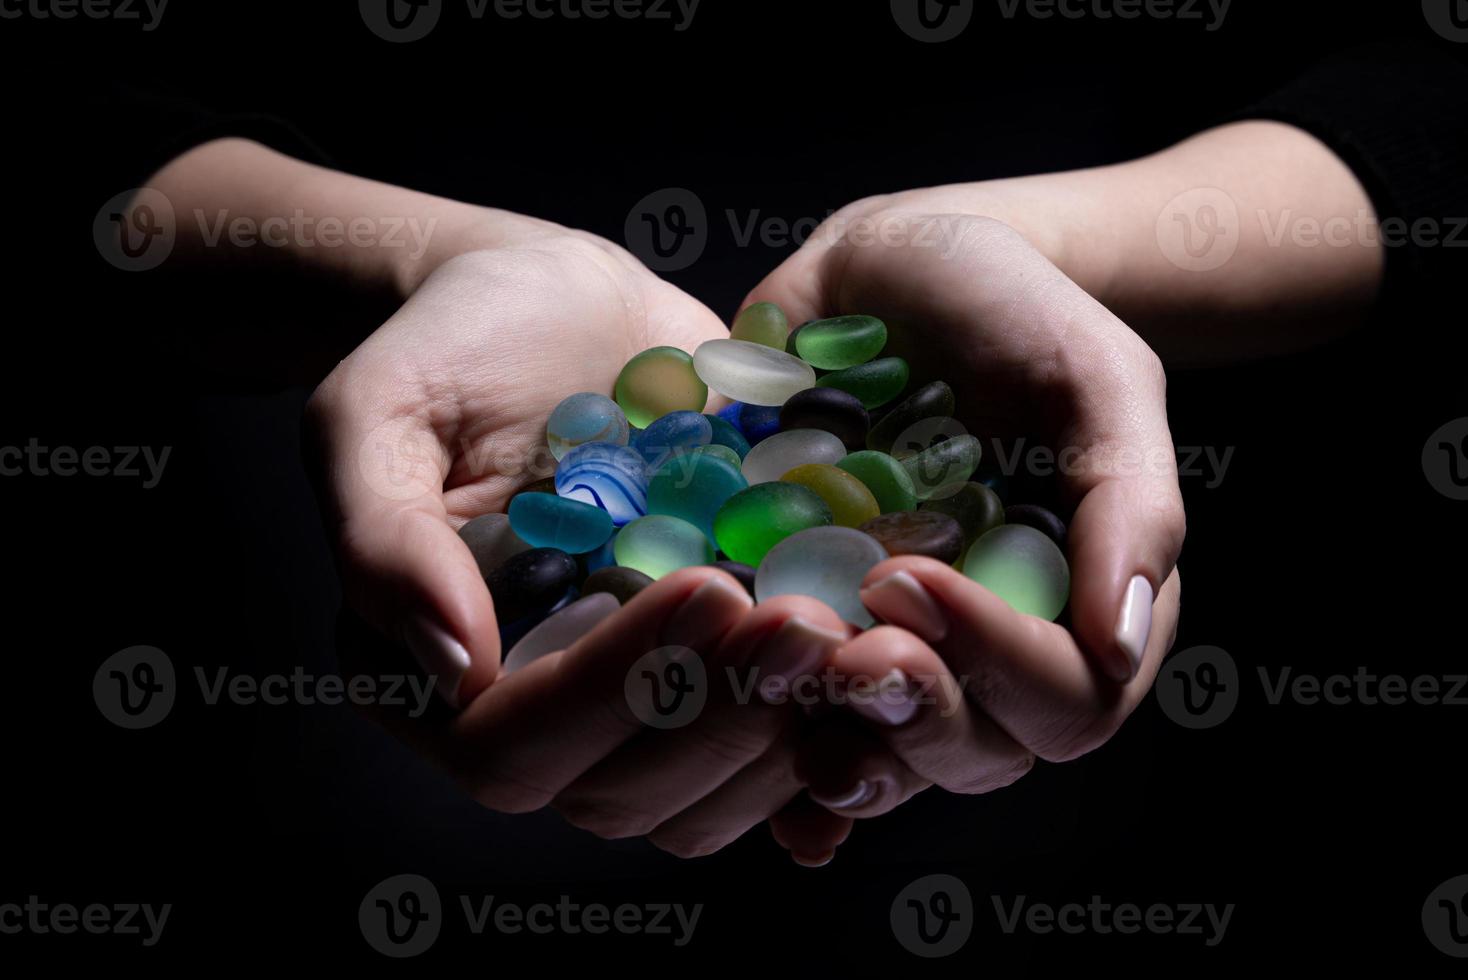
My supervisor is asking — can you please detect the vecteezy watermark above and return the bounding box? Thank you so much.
[891,875,975,957]
[0,897,171,947]
[1423,0,1468,42]
[1157,646,1468,731]
[1423,875,1468,958]
[0,439,171,488]
[358,875,702,957]
[891,0,1229,42]
[0,0,168,30]
[1423,417,1468,501]
[624,646,707,729]
[1157,189,1468,272]
[992,895,1235,946]
[624,189,970,272]
[93,188,439,272]
[359,0,701,43]
[93,647,443,729]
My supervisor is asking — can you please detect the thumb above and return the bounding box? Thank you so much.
[305,392,500,709]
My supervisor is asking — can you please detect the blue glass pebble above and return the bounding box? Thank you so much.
[545,392,630,461]
[581,530,619,574]
[509,492,614,554]
[555,442,650,527]
[738,402,783,445]
[705,413,752,459]
[632,410,712,469]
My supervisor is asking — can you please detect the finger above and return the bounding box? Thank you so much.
[738,198,889,326]
[552,594,847,841]
[827,626,1036,795]
[858,556,1181,762]
[305,375,498,709]
[767,795,855,868]
[442,567,752,815]
[795,717,932,819]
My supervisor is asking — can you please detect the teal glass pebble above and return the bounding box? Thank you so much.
[509,492,614,554]
[614,515,716,579]
[816,357,910,409]
[755,526,889,628]
[705,413,752,459]
[546,392,630,461]
[963,524,1070,621]
[901,434,983,501]
[794,315,888,370]
[646,451,749,540]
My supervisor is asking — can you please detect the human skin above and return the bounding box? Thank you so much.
[139,121,1380,864]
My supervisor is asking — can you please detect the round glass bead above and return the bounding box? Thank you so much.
[713,482,833,567]
[555,442,650,527]
[901,434,983,501]
[545,392,630,461]
[793,315,888,370]
[741,428,847,485]
[646,451,749,540]
[693,339,816,406]
[614,347,708,428]
[779,387,869,451]
[730,301,790,349]
[614,515,716,579]
[836,451,918,513]
[780,463,881,528]
[632,410,712,469]
[963,524,1070,621]
[755,526,889,628]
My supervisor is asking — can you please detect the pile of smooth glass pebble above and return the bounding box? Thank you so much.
[459,304,1071,671]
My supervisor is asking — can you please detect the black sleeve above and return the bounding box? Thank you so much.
[1232,42,1468,301]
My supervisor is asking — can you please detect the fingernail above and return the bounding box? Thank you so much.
[850,668,919,727]
[661,575,752,650]
[810,779,876,811]
[859,570,948,643]
[752,616,847,704]
[1113,575,1154,682]
[792,850,835,868]
[402,615,472,709]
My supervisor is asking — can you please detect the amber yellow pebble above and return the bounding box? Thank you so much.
[780,463,881,528]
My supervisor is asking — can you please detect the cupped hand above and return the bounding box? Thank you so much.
[743,205,1185,821]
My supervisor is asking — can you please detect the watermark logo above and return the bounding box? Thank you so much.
[993,896,1234,946]
[625,187,708,272]
[360,874,443,957]
[93,646,175,730]
[624,646,706,729]
[0,898,171,946]
[891,416,974,501]
[0,0,169,30]
[1154,645,1238,729]
[1156,187,1239,272]
[891,874,974,956]
[93,188,175,272]
[360,0,442,42]
[1423,0,1468,42]
[891,0,974,42]
[1424,875,1468,957]
[1423,418,1468,500]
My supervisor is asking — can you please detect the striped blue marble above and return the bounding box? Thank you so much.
[632,410,712,469]
[555,442,650,527]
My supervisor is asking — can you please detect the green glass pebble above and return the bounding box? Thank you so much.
[581,565,655,605]
[780,463,881,528]
[794,315,888,370]
[713,482,834,567]
[508,492,614,554]
[704,413,752,459]
[836,451,918,513]
[816,357,910,409]
[730,302,790,350]
[963,524,1070,621]
[867,381,955,454]
[614,515,715,579]
[614,347,709,429]
[901,434,983,501]
[691,443,743,469]
[646,451,749,540]
[921,482,1005,550]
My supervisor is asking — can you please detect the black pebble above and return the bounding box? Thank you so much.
[711,560,758,597]
[581,566,654,605]
[486,548,579,624]
[1004,504,1068,548]
[867,381,956,454]
[779,387,870,451]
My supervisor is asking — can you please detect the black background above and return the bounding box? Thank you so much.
[2,0,1465,971]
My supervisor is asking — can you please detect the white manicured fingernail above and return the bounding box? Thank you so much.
[810,780,875,811]
[850,668,919,727]
[859,570,949,643]
[1114,575,1154,682]
[402,616,472,709]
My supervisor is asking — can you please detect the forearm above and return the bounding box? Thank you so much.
[963,121,1383,367]
[142,138,551,301]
